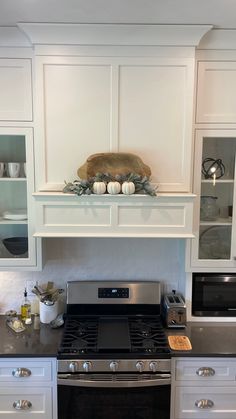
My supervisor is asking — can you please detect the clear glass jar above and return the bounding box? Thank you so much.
[200,196,219,221]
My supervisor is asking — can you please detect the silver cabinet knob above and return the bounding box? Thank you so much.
[69,362,78,373]
[195,399,214,409]
[136,361,144,372]
[12,368,31,378]
[149,361,158,372]
[13,400,32,410]
[110,361,118,372]
[196,367,215,377]
[83,361,92,372]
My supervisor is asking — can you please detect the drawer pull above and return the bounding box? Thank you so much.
[12,367,32,378]
[13,400,32,410]
[195,399,214,409]
[196,367,215,377]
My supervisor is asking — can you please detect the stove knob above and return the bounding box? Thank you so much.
[110,361,118,372]
[149,361,158,372]
[136,361,144,373]
[69,362,78,373]
[83,361,92,372]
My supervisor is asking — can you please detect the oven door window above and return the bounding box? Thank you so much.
[58,384,170,419]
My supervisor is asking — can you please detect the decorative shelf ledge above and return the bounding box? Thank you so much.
[33,192,195,238]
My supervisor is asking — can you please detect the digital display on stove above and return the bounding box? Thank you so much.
[98,287,129,298]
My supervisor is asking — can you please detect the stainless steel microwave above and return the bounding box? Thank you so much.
[192,273,236,316]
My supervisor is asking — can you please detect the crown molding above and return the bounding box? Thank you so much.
[0,26,31,47]
[198,28,236,49]
[18,23,212,47]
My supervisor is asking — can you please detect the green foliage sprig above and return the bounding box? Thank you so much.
[115,172,158,196]
[63,179,93,195]
[63,172,158,196]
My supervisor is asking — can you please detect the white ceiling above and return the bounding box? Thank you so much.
[1,0,236,29]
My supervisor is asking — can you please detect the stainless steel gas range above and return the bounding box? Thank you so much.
[57,281,171,419]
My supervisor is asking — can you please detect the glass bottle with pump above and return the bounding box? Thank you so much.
[21,288,31,324]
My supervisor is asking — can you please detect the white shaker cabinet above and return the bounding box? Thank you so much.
[34,55,195,194]
[0,357,57,419]
[0,58,32,121]
[171,357,236,419]
[196,61,236,124]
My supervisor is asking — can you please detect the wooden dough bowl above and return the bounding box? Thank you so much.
[78,152,151,179]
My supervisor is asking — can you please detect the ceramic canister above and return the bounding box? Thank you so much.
[39,300,59,324]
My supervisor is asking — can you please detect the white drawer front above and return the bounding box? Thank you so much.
[0,360,52,382]
[0,387,52,418]
[175,386,236,418]
[175,359,236,382]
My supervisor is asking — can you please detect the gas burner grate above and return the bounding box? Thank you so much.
[58,315,170,355]
[58,316,98,354]
[129,317,170,354]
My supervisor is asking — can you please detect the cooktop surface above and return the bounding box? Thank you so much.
[58,315,170,358]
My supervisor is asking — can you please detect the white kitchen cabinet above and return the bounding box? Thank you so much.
[0,58,32,121]
[0,357,57,419]
[0,127,41,269]
[190,129,236,269]
[196,61,236,124]
[171,357,236,419]
[34,55,194,193]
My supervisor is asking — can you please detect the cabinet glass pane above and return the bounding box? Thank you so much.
[0,135,28,259]
[198,137,236,260]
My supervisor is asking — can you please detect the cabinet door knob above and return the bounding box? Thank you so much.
[13,400,32,410]
[12,367,32,378]
[195,399,214,409]
[196,367,215,377]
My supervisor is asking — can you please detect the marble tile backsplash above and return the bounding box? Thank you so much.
[0,237,186,314]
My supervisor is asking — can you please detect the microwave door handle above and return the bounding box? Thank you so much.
[57,374,171,388]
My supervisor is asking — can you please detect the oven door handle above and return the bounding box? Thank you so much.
[57,374,171,388]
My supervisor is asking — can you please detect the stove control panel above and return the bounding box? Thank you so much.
[98,287,129,298]
[59,358,171,373]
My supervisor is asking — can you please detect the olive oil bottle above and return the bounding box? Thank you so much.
[21,288,31,324]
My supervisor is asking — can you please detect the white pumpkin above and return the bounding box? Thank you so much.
[93,181,106,195]
[107,181,121,195]
[121,181,135,195]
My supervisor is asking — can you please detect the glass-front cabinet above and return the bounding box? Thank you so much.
[0,127,40,269]
[191,129,236,268]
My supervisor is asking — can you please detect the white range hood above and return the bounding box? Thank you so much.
[18,24,211,238]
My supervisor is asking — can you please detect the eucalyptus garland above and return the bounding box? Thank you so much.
[63,172,158,196]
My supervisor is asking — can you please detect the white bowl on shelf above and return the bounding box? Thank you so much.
[2,209,27,221]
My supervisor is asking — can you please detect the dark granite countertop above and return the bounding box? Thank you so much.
[0,315,236,358]
[0,316,63,357]
[167,322,236,357]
